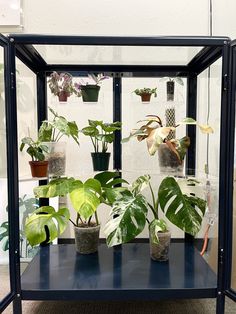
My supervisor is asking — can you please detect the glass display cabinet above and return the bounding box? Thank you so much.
[0,34,235,314]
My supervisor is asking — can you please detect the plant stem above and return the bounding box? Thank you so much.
[69,218,76,226]
[146,217,150,224]
[148,202,158,219]
[149,182,157,213]
[76,213,80,227]
[90,136,96,152]
[94,211,99,226]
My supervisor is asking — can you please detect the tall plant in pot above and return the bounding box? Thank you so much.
[74,73,109,102]
[48,71,74,102]
[38,107,79,177]
[20,137,48,177]
[24,172,127,254]
[104,175,207,261]
[122,115,213,174]
[82,120,121,171]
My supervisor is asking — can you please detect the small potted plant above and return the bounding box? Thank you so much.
[24,172,127,254]
[160,77,184,101]
[74,73,109,102]
[104,175,207,261]
[38,107,79,176]
[133,87,157,102]
[20,137,48,177]
[48,71,74,102]
[122,115,213,174]
[82,119,121,171]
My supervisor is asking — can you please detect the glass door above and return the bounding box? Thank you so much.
[0,34,15,312]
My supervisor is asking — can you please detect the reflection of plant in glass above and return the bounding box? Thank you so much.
[82,120,121,153]
[38,107,79,145]
[73,73,109,96]
[133,87,157,97]
[0,195,39,258]
[104,175,207,247]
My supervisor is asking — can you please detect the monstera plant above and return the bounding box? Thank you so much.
[25,172,127,254]
[122,115,213,174]
[104,175,207,261]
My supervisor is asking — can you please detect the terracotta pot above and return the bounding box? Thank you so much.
[140,93,151,102]
[149,230,171,261]
[74,224,100,254]
[29,161,48,178]
[58,91,69,102]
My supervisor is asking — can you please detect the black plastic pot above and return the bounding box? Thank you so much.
[91,152,110,171]
[81,85,100,102]
[166,81,175,101]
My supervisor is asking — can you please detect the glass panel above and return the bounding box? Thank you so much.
[34,45,202,65]
[0,46,10,300]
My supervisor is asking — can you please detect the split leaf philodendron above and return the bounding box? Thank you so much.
[104,175,207,247]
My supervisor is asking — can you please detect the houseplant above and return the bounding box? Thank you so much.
[82,119,122,171]
[20,136,48,177]
[133,87,157,102]
[38,107,79,176]
[24,171,127,254]
[160,77,184,101]
[122,115,213,174]
[74,73,109,102]
[104,174,207,261]
[48,71,74,102]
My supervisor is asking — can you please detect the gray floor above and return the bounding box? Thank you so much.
[1,265,236,313]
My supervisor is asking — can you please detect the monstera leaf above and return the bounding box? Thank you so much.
[0,222,9,251]
[69,178,101,220]
[33,177,78,198]
[25,206,70,246]
[104,194,148,247]
[158,177,206,236]
[131,174,151,196]
[94,171,128,188]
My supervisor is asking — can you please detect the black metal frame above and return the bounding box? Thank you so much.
[0,34,235,314]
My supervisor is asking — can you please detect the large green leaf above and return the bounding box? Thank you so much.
[38,121,53,142]
[158,177,206,236]
[69,178,101,220]
[34,177,78,198]
[94,171,128,188]
[104,194,148,247]
[25,206,70,246]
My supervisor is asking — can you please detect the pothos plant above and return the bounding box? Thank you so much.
[133,87,157,97]
[122,115,213,163]
[104,175,207,247]
[38,107,79,145]
[24,172,127,246]
[82,120,122,153]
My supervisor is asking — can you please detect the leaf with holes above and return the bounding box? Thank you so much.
[104,194,148,247]
[131,174,150,196]
[158,177,206,236]
[25,206,70,246]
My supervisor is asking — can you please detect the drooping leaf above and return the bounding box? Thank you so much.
[104,194,148,247]
[146,127,173,155]
[158,177,207,236]
[198,124,214,134]
[25,206,70,246]
[69,179,101,220]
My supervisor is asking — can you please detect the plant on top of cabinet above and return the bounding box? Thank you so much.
[104,174,207,261]
[74,73,109,102]
[122,115,213,174]
[133,87,157,102]
[82,120,122,171]
[20,137,48,177]
[38,107,79,177]
[48,71,74,102]
[25,171,128,254]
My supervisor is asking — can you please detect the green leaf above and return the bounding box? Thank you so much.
[69,179,101,220]
[175,77,184,86]
[103,187,131,205]
[67,121,79,145]
[38,121,53,142]
[158,177,206,236]
[82,126,99,137]
[34,177,78,198]
[25,206,70,246]
[104,194,148,247]
[131,174,150,196]
[94,171,128,188]
[149,219,168,244]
